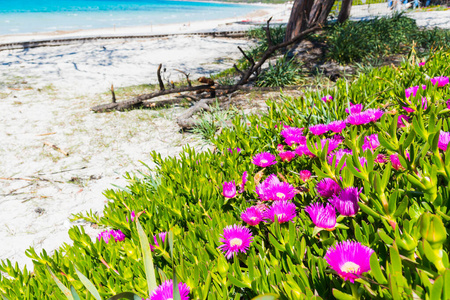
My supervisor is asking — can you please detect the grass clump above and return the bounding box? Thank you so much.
[256,56,303,87]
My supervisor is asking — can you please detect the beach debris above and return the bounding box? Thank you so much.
[43,141,69,156]
[111,84,116,103]
[36,132,56,136]
[157,63,165,91]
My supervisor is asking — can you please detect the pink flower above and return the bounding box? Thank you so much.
[430,76,449,87]
[98,229,126,244]
[239,171,247,194]
[438,131,450,151]
[252,152,277,167]
[405,85,426,98]
[266,182,297,201]
[329,187,361,216]
[375,154,387,164]
[362,134,380,152]
[309,124,329,135]
[228,148,242,154]
[222,181,236,198]
[446,99,450,109]
[218,225,253,259]
[146,279,190,300]
[126,211,136,222]
[397,115,410,128]
[345,103,364,115]
[325,241,374,283]
[280,126,306,146]
[295,143,315,157]
[328,149,353,170]
[346,109,384,125]
[419,62,426,66]
[299,170,311,181]
[277,144,284,152]
[317,178,342,198]
[279,151,296,162]
[256,174,280,201]
[322,95,333,102]
[390,152,410,170]
[241,206,263,226]
[328,120,346,133]
[305,202,336,230]
[150,232,168,251]
[264,201,297,223]
[295,138,342,157]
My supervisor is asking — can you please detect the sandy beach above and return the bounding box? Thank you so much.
[1,2,450,270]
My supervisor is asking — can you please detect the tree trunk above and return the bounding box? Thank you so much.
[338,0,353,23]
[285,0,337,43]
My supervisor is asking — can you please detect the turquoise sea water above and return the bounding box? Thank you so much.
[0,0,260,35]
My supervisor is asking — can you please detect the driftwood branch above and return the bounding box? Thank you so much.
[175,69,192,87]
[176,98,214,129]
[43,141,69,156]
[264,17,274,46]
[111,84,116,103]
[157,64,165,91]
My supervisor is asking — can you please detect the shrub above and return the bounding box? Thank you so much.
[256,56,304,87]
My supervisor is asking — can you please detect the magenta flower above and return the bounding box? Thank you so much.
[255,202,268,212]
[405,85,426,98]
[228,148,241,154]
[430,76,449,87]
[328,120,346,133]
[277,144,284,152]
[309,124,329,135]
[266,182,297,201]
[239,171,247,194]
[222,181,236,198]
[280,126,306,146]
[256,174,280,201]
[322,95,333,102]
[419,61,426,66]
[362,134,380,152]
[438,131,450,151]
[345,103,364,115]
[241,206,263,226]
[329,187,361,216]
[150,232,168,251]
[299,170,312,181]
[325,241,374,283]
[375,154,387,164]
[397,115,410,128]
[332,134,345,143]
[305,202,336,230]
[252,152,277,167]
[264,201,297,223]
[346,109,383,125]
[295,138,341,157]
[328,149,353,170]
[218,225,253,259]
[126,211,136,222]
[98,229,126,244]
[279,151,296,162]
[146,279,190,300]
[446,99,450,109]
[317,178,342,199]
[390,152,410,170]
[295,143,315,157]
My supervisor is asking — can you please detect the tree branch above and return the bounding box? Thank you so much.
[157,64,165,91]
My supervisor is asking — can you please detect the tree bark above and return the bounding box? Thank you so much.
[338,0,353,23]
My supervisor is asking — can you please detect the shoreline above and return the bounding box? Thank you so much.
[0,3,290,45]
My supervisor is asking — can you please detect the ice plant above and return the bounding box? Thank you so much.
[328,120,346,133]
[239,171,247,194]
[419,61,426,66]
[438,131,450,151]
[299,170,312,181]
[227,147,242,154]
[328,149,353,170]
[345,103,364,115]
[150,232,168,251]
[280,126,306,146]
[375,154,387,164]
[266,182,297,201]
[309,124,329,135]
[252,152,277,167]
[241,206,263,226]
[430,76,449,87]
[264,200,297,223]
[126,211,136,222]
[256,174,280,201]
[447,99,450,109]
[277,144,284,152]
[305,202,337,230]
[316,178,342,199]
[362,134,380,152]
[322,95,333,102]
[218,225,253,259]
[390,153,410,170]
[405,85,426,98]
[329,187,361,216]
[397,115,410,128]
[222,181,236,198]
[279,151,296,162]
[324,241,374,283]
[98,229,126,244]
[146,279,190,300]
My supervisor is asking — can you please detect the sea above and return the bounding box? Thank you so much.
[0,0,261,35]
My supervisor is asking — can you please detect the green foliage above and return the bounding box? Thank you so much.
[2,49,450,299]
[256,56,304,87]
[321,14,450,63]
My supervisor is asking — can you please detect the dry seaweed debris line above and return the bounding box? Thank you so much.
[90,19,322,129]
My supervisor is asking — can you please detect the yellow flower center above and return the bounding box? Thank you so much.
[276,213,285,219]
[250,217,258,221]
[260,159,268,164]
[341,261,360,274]
[276,192,285,199]
[230,238,243,247]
